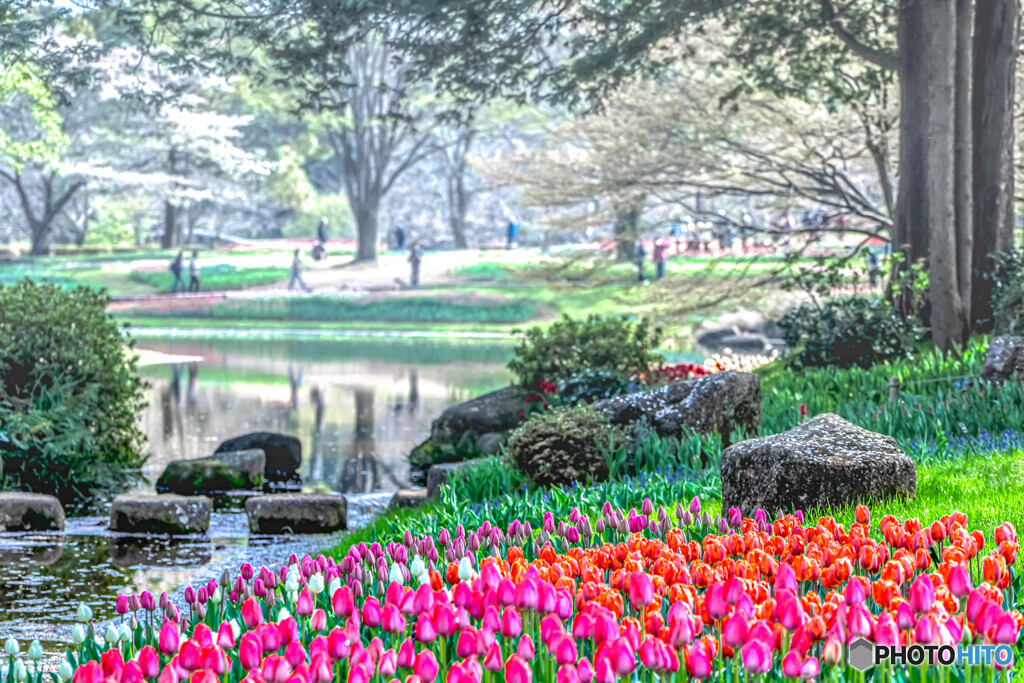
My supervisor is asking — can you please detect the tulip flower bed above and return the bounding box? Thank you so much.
[34,499,1023,683]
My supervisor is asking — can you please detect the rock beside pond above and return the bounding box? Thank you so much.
[720,413,916,516]
[430,385,530,445]
[0,493,64,531]
[426,461,476,498]
[476,432,506,456]
[156,449,266,495]
[110,494,212,535]
[595,371,760,445]
[389,489,429,510]
[246,494,347,534]
[215,432,301,482]
[981,336,1024,384]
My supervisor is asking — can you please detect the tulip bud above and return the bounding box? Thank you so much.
[5,637,19,656]
[27,641,42,661]
[76,603,93,623]
[58,661,73,682]
[71,625,86,645]
[13,661,25,682]
[104,624,120,644]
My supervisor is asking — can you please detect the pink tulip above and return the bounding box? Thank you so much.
[603,637,636,677]
[990,613,1018,644]
[310,655,333,683]
[874,611,899,647]
[242,597,264,629]
[295,588,315,617]
[555,665,579,683]
[415,613,438,643]
[414,583,435,613]
[261,655,292,683]
[722,613,749,649]
[202,647,230,675]
[550,633,578,665]
[593,657,615,683]
[627,573,654,610]
[966,590,987,623]
[435,603,458,638]
[781,651,802,678]
[723,577,745,605]
[362,597,382,627]
[239,633,263,671]
[513,579,539,611]
[309,636,328,662]
[483,643,503,672]
[158,622,180,656]
[328,628,351,659]
[949,564,973,597]
[396,638,416,668]
[516,635,534,661]
[178,640,202,671]
[501,607,523,639]
[822,636,843,665]
[774,563,798,594]
[121,661,144,683]
[456,628,478,659]
[705,583,728,620]
[332,586,355,617]
[848,604,874,638]
[155,665,177,683]
[801,657,821,677]
[378,650,397,677]
[909,574,935,614]
[504,655,531,683]
[215,622,236,650]
[896,601,915,630]
[843,579,866,605]
[740,640,772,674]
[413,650,439,683]
[285,641,307,668]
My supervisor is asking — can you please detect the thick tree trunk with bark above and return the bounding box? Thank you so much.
[954,0,974,326]
[972,0,1019,330]
[614,207,640,262]
[908,0,965,350]
[354,202,380,262]
[161,201,178,249]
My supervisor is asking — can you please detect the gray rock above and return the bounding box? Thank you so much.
[717,333,771,353]
[0,493,64,531]
[475,432,506,456]
[156,449,266,495]
[215,432,301,481]
[388,489,429,510]
[720,413,917,516]
[696,326,740,350]
[426,461,476,498]
[110,494,212,535]
[595,371,761,446]
[246,494,347,534]
[429,386,529,445]
[981,336,1024,384]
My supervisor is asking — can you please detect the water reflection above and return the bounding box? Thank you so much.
[137,337,511,496]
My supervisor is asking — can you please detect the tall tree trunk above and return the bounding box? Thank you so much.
[29,219,52,256]
[908,0,965,350]
[450,172,469,249]
[972,0,1019,331]
[614,207,640,262]
[161,201,178,249]
[954,0,974,328]
[354,202,379,261]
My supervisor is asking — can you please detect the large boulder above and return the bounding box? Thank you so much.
[0,493,64,531]
[246,494,347,534]
[215,432,300,482]
[389,489,429,510]
[156,449,266,495]
[720,413,917,516]
[110,494,212,535]
[595,371,761,445]
[429,386,530,445]
[981,336,1024,384]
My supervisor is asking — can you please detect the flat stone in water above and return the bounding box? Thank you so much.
[0,493,65,532]
[109,494,212,535]
[246,494,347,534]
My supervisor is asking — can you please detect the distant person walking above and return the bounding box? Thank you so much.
[316,217,329,244]
[670,221,683,253]
[312,217,329,261]
[187,250,200,292]
[393,224,407,250]
[289,248,312,292]
[635,241,647,283]
[653,238,669,280]
[169,250,185,293]
[506,216,519,249]
[866,249,881,287]
[409,241,423,286]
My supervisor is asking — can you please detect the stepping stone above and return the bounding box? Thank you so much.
[109,494,212,535]
[0,493,65,531]
[246,494,347,534]
[156,449,266,495]
[389,489,428,510]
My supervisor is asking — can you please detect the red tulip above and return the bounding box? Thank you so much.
[242,598,264,629]
[159,622,180,656]
[504,655,531,683]
[413,650,439,683]
[101,650,125,680]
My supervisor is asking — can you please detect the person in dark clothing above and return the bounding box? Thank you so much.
[506,217,519,248]
[316,218,329,244]
[635,241,647,282]
[393,225,406,250]
[866,249,881,287]
[408,242,423,286]
[170,251,185,293]
[653,238,668,279]
[188,250,200,292]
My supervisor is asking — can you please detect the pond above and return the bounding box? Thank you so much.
[0,335,513,660]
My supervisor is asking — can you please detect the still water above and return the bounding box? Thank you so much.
[0,335,512,659]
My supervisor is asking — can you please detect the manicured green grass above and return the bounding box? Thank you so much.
[118,316,519,336]
[128,264,289,291]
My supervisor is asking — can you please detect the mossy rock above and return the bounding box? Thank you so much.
[156,449,265,495]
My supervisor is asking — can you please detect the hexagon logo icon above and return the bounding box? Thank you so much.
[848,638,875,671]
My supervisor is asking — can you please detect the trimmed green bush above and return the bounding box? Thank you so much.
[0,282,147,504]
[508,314,663,388]
[506,406,627,487]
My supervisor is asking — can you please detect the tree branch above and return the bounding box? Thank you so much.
[819,0,899,71]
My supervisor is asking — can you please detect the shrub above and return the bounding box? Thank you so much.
[508,314,663,388]
[557,368,630,406]
[506,406,627,487]
[778,297,921,368]
[0,281,146,504]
